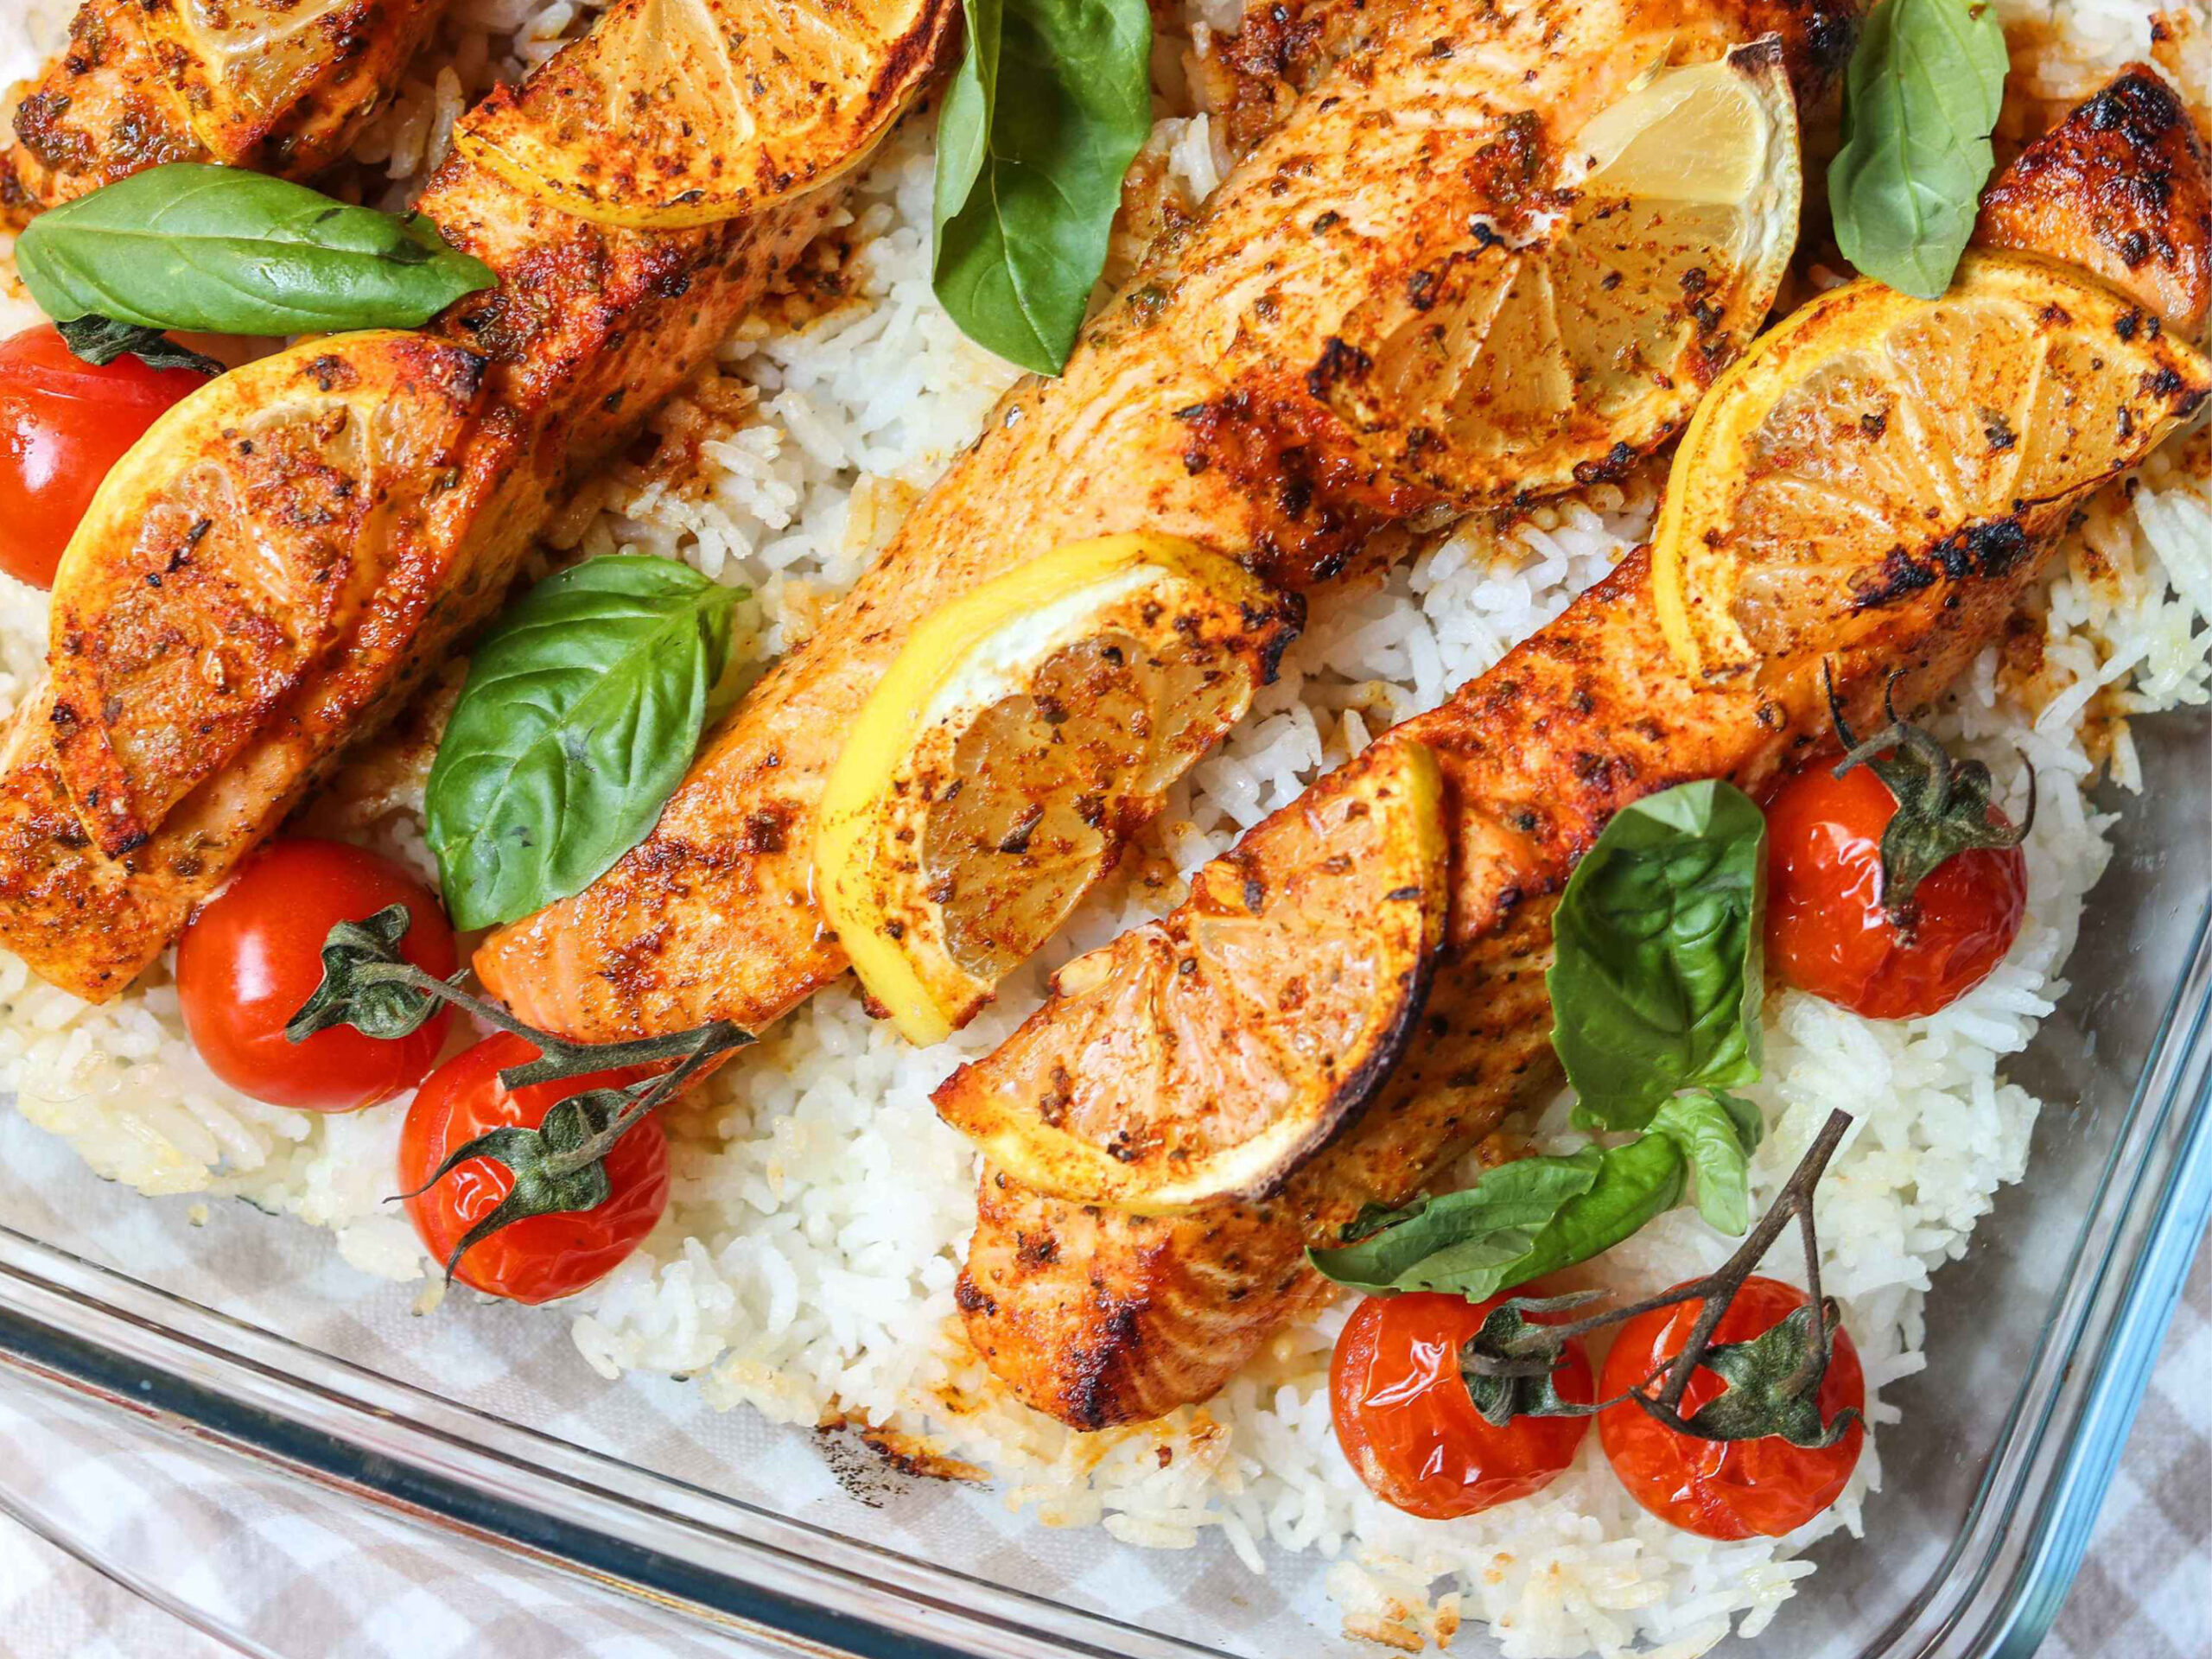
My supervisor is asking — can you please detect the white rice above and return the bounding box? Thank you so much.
[1,1,2209,1653]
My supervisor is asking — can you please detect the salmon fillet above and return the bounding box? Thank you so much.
[0,10,954,1001]
[943,77,2212,1429]
[4,0,458,218]
[476,0,1866,1040]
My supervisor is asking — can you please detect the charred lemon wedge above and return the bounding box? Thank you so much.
[815,534,1299,1046]
[137,0,423,165]
[933,735,1447,1213]
[47,332,486,861]
[1321,41,1802,500]
[1654,251,2212,683]
[452,0,952,229]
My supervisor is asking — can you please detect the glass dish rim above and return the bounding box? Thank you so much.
[0,894,2205,1659]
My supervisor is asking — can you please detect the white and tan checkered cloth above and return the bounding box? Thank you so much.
[0,1183,2202,1658]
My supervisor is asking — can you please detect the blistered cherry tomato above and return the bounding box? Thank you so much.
[177,836,455,1111]
[400,1032,668,1305]
[0,323,212,588]
[1764,762,2026,1020]
[1599,1275,1865,1540]
[1330,1290,1594,1520]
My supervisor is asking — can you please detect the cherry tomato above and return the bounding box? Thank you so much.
[0,323,212,588]
[400,1032,669,1305]
[1764,761,2026,1020]
[177,836,455,1112]
[1599,1275,1865,1540]
[1330,1289,1594,1519]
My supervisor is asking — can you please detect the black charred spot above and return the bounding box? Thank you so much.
[738,806,792,855]
[1573,442,1638,486]
[998,804,1045,855]
[305,355,357,393]
[1407,269,1438,312]
[1306,335,1372,400]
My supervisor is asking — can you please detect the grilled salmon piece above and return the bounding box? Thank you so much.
[4,0,457,218]
[474,0,1863,1042]
[947,80,2212,1429]
[0,3,953,1001]
[1974,67,2211,340]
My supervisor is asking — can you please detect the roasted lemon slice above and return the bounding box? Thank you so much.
[451,0,951,229]
[1654,251,2212,683]
[934,735,1447,1212]
[46,332,486,860]
[1320,41,1802,499]
[814,534,1298,1046]
[137,0,439,168]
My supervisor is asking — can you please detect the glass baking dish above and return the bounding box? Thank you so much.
[0,704,2204,1659]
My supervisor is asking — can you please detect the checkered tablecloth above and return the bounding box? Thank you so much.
[0,1238,2202,1658]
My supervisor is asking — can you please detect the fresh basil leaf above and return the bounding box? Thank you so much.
[54,315,225,377]
[1309,1135,1685,1300]
[1828,0,2008,300]
[1550,780,1767,1129]
[1311,1154,1601,1294]
[16,163,496,336]
[1649,1088,1762,1235]
[1683,1300,1862,1447]
[426,555,743,931]
[931,0,1152,375]
[1342,1196,1428,1243]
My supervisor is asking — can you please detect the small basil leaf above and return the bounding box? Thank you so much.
[426,555,744,931]
[931,0,1152,374]
[1549,780,1767,1129]
[1649,1089,1761,1236]
[1828,0,2008,300]
[1309,1135,1686,1300]
[1683,1300,1862,1447]
[1309,1154,1601,1294]
[1342,1196,1430,1243]
[934,0,999,238]
[54,316,225,377]
[16,163,496,336]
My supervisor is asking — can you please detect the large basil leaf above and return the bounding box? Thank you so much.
[16,163,495,335]
[1309,1134,1686,1300]
[1550,780,1767,1129]
[426,556,743,931]
[1828,0,2008,300]
[1649,1088,1762,1235]
[931,0,1152,375]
